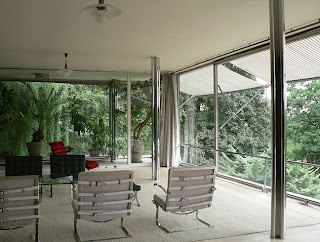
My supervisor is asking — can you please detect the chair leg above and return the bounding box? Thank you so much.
[155,203,170,233]
[74,217,132,241]
[120,217,132,238]
[196,210,214,227]
[74,217,77,232]
[154,203,213,233]
[35,220,39,242]
[133,190,141,206]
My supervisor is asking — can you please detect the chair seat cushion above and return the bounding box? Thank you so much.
[153,194,167,210]
[85,160,99,170]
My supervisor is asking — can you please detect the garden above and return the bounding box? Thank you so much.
[0,80,152,160]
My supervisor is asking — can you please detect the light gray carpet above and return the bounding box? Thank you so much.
[1,179,320,242]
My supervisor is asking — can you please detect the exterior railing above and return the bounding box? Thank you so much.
[180,144,320,206]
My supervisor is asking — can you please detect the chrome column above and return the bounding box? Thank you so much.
[269,0,287,238]
[152,57,160,180]
[213,64,219,169]
[109,80,118,161]
[127,73,132,164]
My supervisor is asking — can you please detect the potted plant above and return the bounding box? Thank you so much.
[27,129,45,156]
[65,145,74,154]
[25,83,65,156]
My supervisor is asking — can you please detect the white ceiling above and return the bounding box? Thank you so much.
[0,0,319,73]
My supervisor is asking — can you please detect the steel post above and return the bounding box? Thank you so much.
[213,65,219,169]
[127,73,131,164]
[109,80,119,161]
[152,57,160,180]
[270,0,287,238]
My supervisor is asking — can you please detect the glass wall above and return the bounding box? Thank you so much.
[178,32,320,201]
[286,79,320,200]
[0,71,154,164]
[179,65,214,165]
[217,62,272,185]
[131,74,152,163]
[0,81,110,157]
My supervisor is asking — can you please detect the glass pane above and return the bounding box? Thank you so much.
[0,81,110,157]
[217,62,272,183]
[131,74,152,163]
[180,64,214,165]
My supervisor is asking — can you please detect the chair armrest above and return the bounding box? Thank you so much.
[154,183,167,194]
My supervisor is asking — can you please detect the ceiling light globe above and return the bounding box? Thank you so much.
[93,10,108,23]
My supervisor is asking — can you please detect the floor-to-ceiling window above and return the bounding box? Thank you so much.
[179,65,215,165]
[131,74,152,163]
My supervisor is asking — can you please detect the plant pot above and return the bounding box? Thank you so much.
[88,148,99,156]
[131,139,144,163]
[27,141,43,156]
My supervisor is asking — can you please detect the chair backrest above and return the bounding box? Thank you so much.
[76,170,133,222]
[50,155,85,179]
[49,141,67,155]
[0,175,39,229]
[165,166,216,212]
[5,156,42,178]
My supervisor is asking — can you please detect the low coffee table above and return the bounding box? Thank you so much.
[40,175,75,198]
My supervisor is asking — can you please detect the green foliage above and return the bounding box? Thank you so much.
[24,82,66,140]
[287,163,320,199]
[218,147,248,179]
[180,79,320,199]
[87,113,110,150]
[131,80,152,154]
[287,80,320,164]
[65,145,74,153]
[180,87,271,165]
[0,81,32,154]
[0,82,111,156]
[218,89,271,155]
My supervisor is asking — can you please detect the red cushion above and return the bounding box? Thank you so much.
[85,160,99,170]
[49,141,67,155]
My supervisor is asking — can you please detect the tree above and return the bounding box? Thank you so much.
[287,163,320,199]
[130,81,152,153]
[0,81,32,155]
[218,88,271,156]
[287,80,320,164]
[180,87,271,164]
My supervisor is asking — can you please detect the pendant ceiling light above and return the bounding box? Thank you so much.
[82,0,122,24]
[57,53,74,77]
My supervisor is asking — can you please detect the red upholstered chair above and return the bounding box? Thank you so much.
[49,141,100,172]
[85,160,100,171]
[49,141,67,155]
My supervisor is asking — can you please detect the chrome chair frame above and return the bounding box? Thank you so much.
[72,170,134,241]
[153,166,216,233]
[0,175,40,241]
